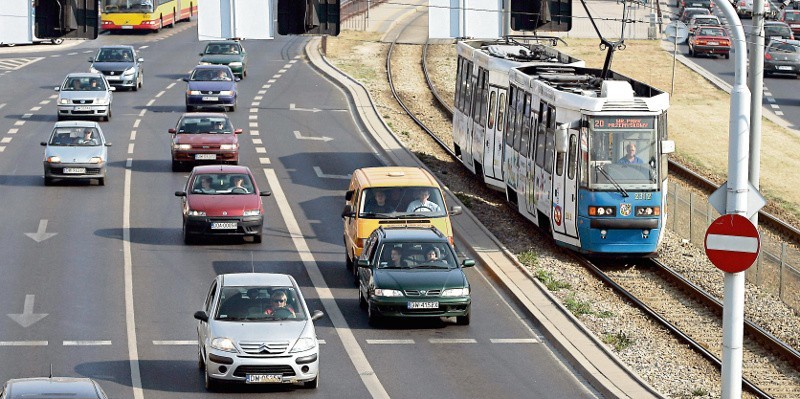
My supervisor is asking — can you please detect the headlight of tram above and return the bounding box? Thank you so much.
[635,206,660,216]
[588,206,616,216]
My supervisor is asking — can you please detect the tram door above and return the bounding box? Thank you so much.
[553,131,579,238]
[484,87,500,181]
[493,90,506,180]
[463,72,478,168]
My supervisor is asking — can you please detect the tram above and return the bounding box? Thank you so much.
[452,39,674,256]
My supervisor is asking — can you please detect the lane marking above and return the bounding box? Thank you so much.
[14,121,24,126]
[127,143,134,154]
[1,137,12,144]
[776,110,784,116]
[259,157,270,164]
[255,147,266,153]
[0,341,47,346]
[64,340,112,346]
[249,108,258,113]
[318,339,326,345]
[429,338,477,344]
[252,138,262,145]
[250,130,259,136]
[153,340,196,345]
[249,115,257,120]
[254,95,263,100]
[289,59,298,63]
[68,52,78,56]
[313,166,351,180]
[263,169,389,398]
[490,338,539,344]
[267,79,276,83]
[130,131,137,141]
[249,122,258,128]
[22,113,32,119]
[0,103,4,110]
[139,109,146,117]
[366,339,414,345]
[279,69,287,73]
[49,94,57,99]
[123,156,144,399]
[166,82,176,90]
[283,64,292,68]
[273,74,282,79]
[7,128,17,134]
[40,100,49,105]
[0,146,5,152]
[258,90,267,95]
[251,102,260,107]
[133,119,141,128]
[146,99,155,106]
[156,91,165,98]
[766,97,776,103]
[31,106,41,111]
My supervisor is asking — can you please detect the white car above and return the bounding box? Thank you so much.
[194,273,323,390]
[736,0,774,18]
[55,73,115,121]
[40,121,111,186]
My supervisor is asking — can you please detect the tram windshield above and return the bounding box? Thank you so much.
[583,116,659,191]
[103,0,154,13]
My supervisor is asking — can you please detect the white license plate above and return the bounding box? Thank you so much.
[246,374,282,384]
[195,153,216,160]
[202,96,218,101]
[63,167,86,174]
[122,25,133,29]
[778,66,794,70]
[211,222,237,230]
[74,106,91,110]
[408,301,439,309]
[707,41,719,46]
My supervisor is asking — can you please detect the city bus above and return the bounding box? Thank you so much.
[101,0,196,32]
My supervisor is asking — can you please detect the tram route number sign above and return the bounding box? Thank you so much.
[704,214,761,274]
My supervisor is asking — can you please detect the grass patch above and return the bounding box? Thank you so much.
[564,293,592,316]
[454,192,473,208]
[602,331,634,352]
[517,250,537,267]
[596,310,615,318]
[691,388,709,397]
[534,269,572,291]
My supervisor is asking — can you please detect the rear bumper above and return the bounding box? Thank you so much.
[184,215,263,237]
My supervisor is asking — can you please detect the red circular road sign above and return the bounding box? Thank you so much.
[704,214,761,273]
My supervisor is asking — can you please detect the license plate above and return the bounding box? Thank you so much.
[408,301,439,309]
[245,374,282,384]
[122,25,133,29]
[195,153,216,160]
[778,66,794,70]
[74,106,91,110]
[211,222,237,230]
[63,167,86,174]
[202,96,218,101]
[707,41,719,46]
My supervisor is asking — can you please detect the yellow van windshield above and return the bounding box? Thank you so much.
[359,187,446,218]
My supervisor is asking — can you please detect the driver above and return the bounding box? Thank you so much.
[264,291,296,317]
[406,188,441,213]
[229,175,249,193]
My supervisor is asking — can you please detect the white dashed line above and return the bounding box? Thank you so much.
[156,91,165,98]
[279,69,287,73]
[251,102,260,107]
[0,341,47,346]
[40,100,49,105]
[273,74,282,79]
[770,104,780,109]
[766,97,776,103]
[249,122,258,127]
[259,157,271,164]
[250,130,259,136]
[133,119,141,128]
[429,338,477,344]
[63,340,112,346]
[1,137,12,144]
[294,55,302,59]
[249,115,257,120]
[21,113,31,119]
[49,94,57,99]
[366,339,415,345]
[0,146,5,152]
[249,108,258,113]
[130,131,137,140]
[128,143,134,154]
[68,52,78,56]
[153,340,196,346]
[0,104,5,110]
[283,64,292,68]
[146,99,155,106]
[14,121,24,126]
[126,159,133,168]
[255,147,266,153]
[252,138,262,144]
[289,59,298,63]
[139,109,146,117]
[776,110,784,116]
[318,339,326,345]
[254,95,263,100]
[489,338,539,344]
[267,79,276,83]
[8,128,18,134]
[140,45,149,49]
[166,82,176,90]
[30,106,41,111]
[258,90,266,95]
[50,54,60,58]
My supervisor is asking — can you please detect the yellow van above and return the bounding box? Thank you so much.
[342,167,461,275]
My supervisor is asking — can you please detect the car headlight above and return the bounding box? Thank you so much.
[374,289,403,297]
[59,98,70,105]
[243,209,261,216]
[187,90,201,95]
[219,144,237,150]
[210,337,237,353]
[90,67,99,74]
[173,144,192,150]
[228,62,242,67]
[219,90,233,96]
[289,337,316,353]
[89,157,103,164]
[187,209,206,216]
[46,156,61,163]
[123,67,135,76]
[441,288,470,297]
[198,61,212,65]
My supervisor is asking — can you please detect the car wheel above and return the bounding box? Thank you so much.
[104,108,111,122]
[204,363,218,391]
[367,303,382,327]
[456,312,471,326]
[688,47,694,57]
[183,223,195,245]
[303,372,319,389]
[186,105,194,112]
[139,74,143,89]
[51,38,63,45]
[345,252,353,271]
[253,233,262,244]
[359,285,367,310]
[44,177,53,186]
[724,53,730,59]
[56,114,63,121]
[98,177,105,186]
[228,103,236,112]
[171,160,181,172]
[197,340,205,370]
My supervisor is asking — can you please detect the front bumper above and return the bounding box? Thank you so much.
[104,74,137,87]
[43,162,105,180]
[184,215,263,237]
[172,150,238,164]
[205,348,319,384]
[57,104,110,118]
[368,296,471,318]
[186,94,236,109]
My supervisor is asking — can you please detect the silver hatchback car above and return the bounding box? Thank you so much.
[40,121,111,186]
[194,273,323,390]
[1,377,109,398]
[55,73,114,121]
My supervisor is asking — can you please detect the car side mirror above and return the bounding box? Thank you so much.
[341,204,355,218]
[175,191,186,197]
[168,128,176,134]
[54,87,60,91]
[357,259,370,268]
[109,87,116,92]
[234,129,243,134]
[193,310,209,322]
[105,142,112,147]
[199,52,204,56]
[462,259,476,268]
[310,310,324,321]
[137,58,144,62]
[234,77,241,82]
[345,190,354,201]
[450,206,462,215]
[182,77,189,82]
[88,58,94,62]
[259,191,271,196]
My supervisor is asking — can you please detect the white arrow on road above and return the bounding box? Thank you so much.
[289,103,321,113]
[25,219,57,243]
[8,295,48,328]
[293,130,333,142]
[313,166,352,180]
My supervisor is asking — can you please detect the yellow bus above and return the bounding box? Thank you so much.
[101,0,196,32]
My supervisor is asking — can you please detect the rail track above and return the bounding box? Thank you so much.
[382,16,800,398]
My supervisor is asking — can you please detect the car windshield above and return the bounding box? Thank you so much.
[358,186,447,218]
[786,13,800,22]
[698,28,725,36]
[205,43,241,55]
[190,69,232,81]
[64,77,106,91]
[103,0,153,13]
[178,117,232,134]
[191,173,254,194]
[48,127,101,146]
[376,242,457,269]
[96,48,133,62]
[693,18,718,26]
[766,25,791,37]
[771,43,798,53]
[216,286,306,321]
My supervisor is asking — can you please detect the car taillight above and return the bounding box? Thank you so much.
[696,39,707,45]
[765,53,772,60]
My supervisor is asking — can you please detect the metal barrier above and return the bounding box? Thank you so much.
[340,0,388,31]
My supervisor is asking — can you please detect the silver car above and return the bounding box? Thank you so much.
[40,121,111,186]
[89,45,144,91]
[1,377,109,398]
[194,273,323,390]
[55,73,114,121]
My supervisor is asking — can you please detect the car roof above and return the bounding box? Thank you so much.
[6,377,101,397]
[377,227,448,242]
[191,164,252,174]
[221,273,294,287]
[205,40,240,45]
[769,38,800,46]
[53,121,101,129]
[99,45,134,50]
[691,15,718,21]
[180,112,228,119]
[766,21,790,26]
[355,167,438,187]
[192,64,232,71]
[65,72,105,78]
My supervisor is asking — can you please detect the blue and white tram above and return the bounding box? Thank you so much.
[505,65,674,255]
[453,39,583,190]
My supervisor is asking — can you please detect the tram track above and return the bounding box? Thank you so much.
[382,17,800,398]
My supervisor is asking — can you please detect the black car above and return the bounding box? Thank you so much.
[89,45,144,91]
[356,227,474,326]
[764,21,795,43]
[764,39,800,77]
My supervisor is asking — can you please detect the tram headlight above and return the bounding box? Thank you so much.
[588,206,616,216]
[635,206,660,216]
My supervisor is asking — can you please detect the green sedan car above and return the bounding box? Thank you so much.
[199,40,247,78]
[357,227,474,326]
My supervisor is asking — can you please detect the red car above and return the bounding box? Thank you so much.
[780,10,800,36]
[688,26,731,59]
[170,112,241,171]
[175,165,271,244]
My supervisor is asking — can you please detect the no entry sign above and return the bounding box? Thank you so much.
[704,214,761,273]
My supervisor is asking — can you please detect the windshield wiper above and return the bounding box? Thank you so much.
[595,164,629,198]
[410,263,450,269]
[360,212,394,218]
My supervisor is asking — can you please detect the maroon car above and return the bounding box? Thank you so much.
[170,113,241,171]
[175,165,271,244]
[688,26,731,59]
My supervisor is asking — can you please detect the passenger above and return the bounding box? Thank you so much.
[618,143,644,164]
[264,291,295,317]
[212,120,226,133]
[389,247,407,268]
[366,190,392,213]
[121,51,132,62]
[212,70,230,81]
[71,79,82,91]
[425,246,441,262]
[78,129,98,145]
[406,188,441,213]
[89,79,100,90]
[196,176,215,194]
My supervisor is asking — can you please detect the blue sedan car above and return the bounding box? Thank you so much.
[184,65,238,112]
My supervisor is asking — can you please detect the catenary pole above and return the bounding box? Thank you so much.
[713,1,751,398]
[748,0,764,227]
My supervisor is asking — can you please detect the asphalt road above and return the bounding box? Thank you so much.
[0,23,599,398]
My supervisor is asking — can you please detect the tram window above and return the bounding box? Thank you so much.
[455,58,464,113]
[568,134,577,180]
[505,87,517,148]
[556,152,565,177]
[487,91,496,130]
[465,64,476,117]
[472,69,484,125]
[544,131,555,171]
[497,92,506,132]
[535,125,546,167]
[513,90,524,151]
[520,94,531,155]
[527,114,538,158]
[480,70,489,126]
[548,106,556,129]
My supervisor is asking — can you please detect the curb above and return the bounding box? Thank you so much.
[304,36,663,399]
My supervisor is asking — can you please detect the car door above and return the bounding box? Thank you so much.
[358,234,379,296]
[198,280,218,356]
